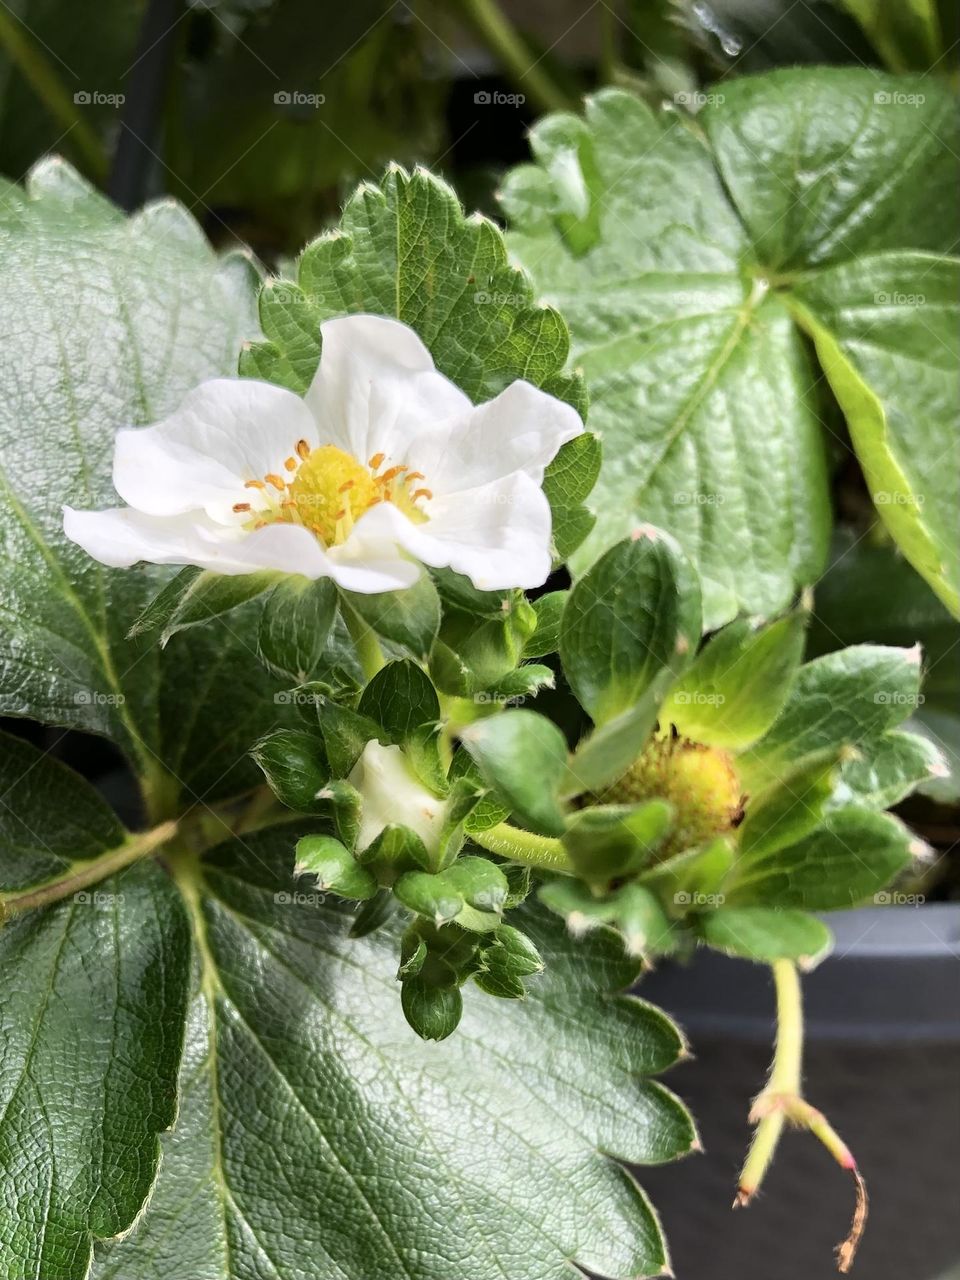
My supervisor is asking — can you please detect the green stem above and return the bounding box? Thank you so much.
[341,601,386,681]
[737,959,802,1202]
[0,8,107,180]
[456,0,573,114]
[0,821,178,920]
[471,821,574,873]
[600,2,619,84]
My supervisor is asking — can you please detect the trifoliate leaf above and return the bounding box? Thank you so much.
[505,71,959,622]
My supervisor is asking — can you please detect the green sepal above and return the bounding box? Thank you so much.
[538,879,681,958]
[356,823,431,884]
[349,888,396,939]
[698,908,833,967]
[257,577,338,682]
[128,567,276,643]
[397,930,428,979]
[294,834,378,900]
[561,800,673,886]
[523,591,567,659]
[560,531,702,726]
[250,728,328,812]
[640,836,735,905]
[342,573,441,661]
[662,609,806,750]
[460,710,569,837]
[563,668,674,797]
[357,659,440,746]
[737,747,843,861]
[393,871,463,924]
[311,698,381,778]
[441,857,509,915]
[314,779,363,849]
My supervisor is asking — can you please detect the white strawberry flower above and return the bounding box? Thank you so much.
[63,314,583,593]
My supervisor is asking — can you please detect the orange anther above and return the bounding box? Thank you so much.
[265,473,286,490]
[244,479,266,490]
[338,480,355,493]
[296,439,311,460]
[377,465,405,485]
[405,471,425,483]
[412,488,433,502]
[368,451,385,470]
[232,502,252,513]
[283,456,297,471]
[334,508,346,521]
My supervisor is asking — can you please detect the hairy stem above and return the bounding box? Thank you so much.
[470,821,574,873]
[456,0,573,114]
[0,821,178,920]
[738,959,803,1201]
[736,959,868,1274]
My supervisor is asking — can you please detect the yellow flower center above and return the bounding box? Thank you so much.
[233,441,432,547]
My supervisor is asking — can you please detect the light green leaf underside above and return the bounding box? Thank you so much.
[503,70,959,625]
[0,158,289,805]
[93,828,697,1280]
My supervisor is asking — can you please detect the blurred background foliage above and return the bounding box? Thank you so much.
[1,0,958,886]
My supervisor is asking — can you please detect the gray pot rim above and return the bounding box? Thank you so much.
[638,904,960,1044]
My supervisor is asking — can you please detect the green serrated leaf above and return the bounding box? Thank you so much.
[0,738,188,1277]
[0,159,290,809]
[524,591,567,659]
[93,828,693,1280]
[242,164,585,416]
[506,71,958,625]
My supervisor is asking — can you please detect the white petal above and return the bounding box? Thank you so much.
[348,740,446,854]
[406,379,583,494]
[305,315,470,464]
[113,379,318,519]
[64,505,260,572]
[345,471,553,591]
